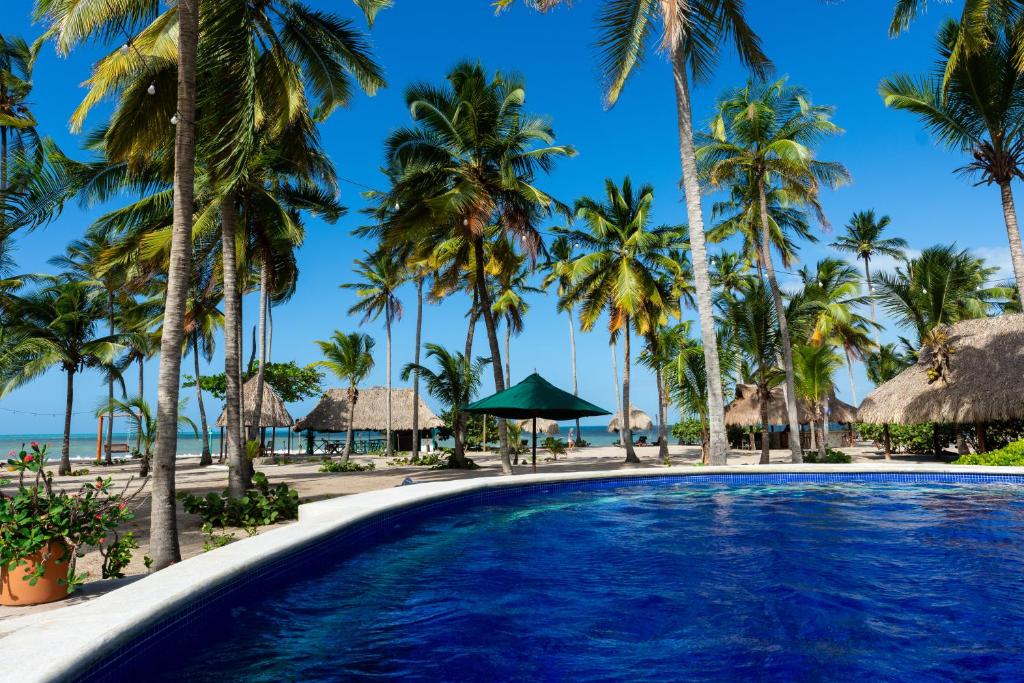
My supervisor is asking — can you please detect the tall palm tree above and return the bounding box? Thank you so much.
[865,342,912,459]
[727,280,783,464]
[830,210,908,345]
[795,258,876,405]
[639,321,687,462]
[490,238,541,387]
[343,250,405,458]
[792,343,843,460]
[370,62,574,474]
[698,78,852,462]
[875,244,1011,347]
[882,18,1024,304]
[0,34,41,236]
[182,258,223,467]
[510,0,771,466]
[401,344,491,469]
[1,278,122,474]
[560,177,682,464]
[542,235,583,441]
[312,331,375,462]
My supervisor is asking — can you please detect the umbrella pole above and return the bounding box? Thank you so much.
[532,417,537,473]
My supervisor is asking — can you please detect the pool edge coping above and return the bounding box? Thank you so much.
[4,463,1024,682]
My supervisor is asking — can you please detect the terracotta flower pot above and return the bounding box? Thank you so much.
[0,540,71,606]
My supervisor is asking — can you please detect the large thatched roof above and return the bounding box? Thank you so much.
[517,417,560,435]
[859,314,1024,425]
[607,405,654,432]
[294,386,443,433]
[216,376,293,428]
[725,384,858,426]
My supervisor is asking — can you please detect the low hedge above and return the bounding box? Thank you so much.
[954,440,1024,466]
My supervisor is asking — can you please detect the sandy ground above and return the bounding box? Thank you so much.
[0,442,946,620]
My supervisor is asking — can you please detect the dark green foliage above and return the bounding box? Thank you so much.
[319,459,375,473]
[672,420,705,444]
[177,473,299,528]
[859,423,938,454]
[100,532,138,579]
[183,361,324,403]
[803,448,853,464]
[955,440,1024,466]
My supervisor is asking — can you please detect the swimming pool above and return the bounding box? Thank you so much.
[75,471,1024,681]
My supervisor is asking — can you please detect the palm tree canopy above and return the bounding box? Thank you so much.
[401,343,490,414]
[342,248,406,326]
[830,210,908,264]
[312,331,375,389]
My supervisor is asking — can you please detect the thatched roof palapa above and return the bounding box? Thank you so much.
[216,376,293,428]
[859,314,1024,425]
[607,405,654,432]
[294,386,443,433]
[725,384,858,426]
[517,417,561,435]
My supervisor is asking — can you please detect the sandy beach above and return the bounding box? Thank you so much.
[0,441,950,621]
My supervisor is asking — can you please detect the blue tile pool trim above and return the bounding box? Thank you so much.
[76,471,1024,681]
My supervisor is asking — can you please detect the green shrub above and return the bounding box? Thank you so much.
[954,440,1024,466]
[671,420,704,444]
[858,423,937,453]
[178,472,299,528]
[319,459,375,473]
[388,452,444,467]
[431,453,479,470]
[543,437,567,457]
[100,532,138,579]
[803,448,853,464]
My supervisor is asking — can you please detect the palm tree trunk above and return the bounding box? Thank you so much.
[756,177,803,463]
[844,347,858,405]
[194,337,211,467]
[60,368,74,476]
[464,302,478,360]
[656,366,669,462]
[221,194,245,497]
[473,236,511,474]
[504,321,511,388]
[150,0,198,571]
[343,391,355,462]
[809,416,816,450]
[863,257,880,347]
[758,389,770,465]
[412,276,423,460]
[670,43,729,465]
[136,357,144,454]
[611,340,624,447]
[453,410,467,468]
[385,313,393,458]
[998,180,1024,305]
[622,318,639,464]
[819,405,828,459]
[568,308,580,446]
[252,260,269,451]
[105,293,115,466]
[883,423,892,460]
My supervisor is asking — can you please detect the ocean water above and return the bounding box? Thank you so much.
[105,477,1024,681]
[0,425,644,461]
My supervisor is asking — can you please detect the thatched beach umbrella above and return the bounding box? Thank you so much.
[607,405,653,433]
[859,314,1024,450]
[517,417,561,435]
[725,385,858,426]
[216,376,293,429]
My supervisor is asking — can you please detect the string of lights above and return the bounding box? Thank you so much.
[0,406,94,418]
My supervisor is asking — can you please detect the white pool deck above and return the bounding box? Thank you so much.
[2,463,1023,682]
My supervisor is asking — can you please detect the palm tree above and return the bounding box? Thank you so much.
[795,258,876,405]
[542,235,583,442]
[639,322,687,463]
[370,62,574,474]
[865,343,912,459]
[490,238,541,387]
[727,280,783,464]
[793,343,844,460]
[875,244,1011,347]
[698,78,852,463]
[343,250,405,459]
[830,210,908,345]
[510,0,770,466]
[0,34,41,236]
[402,344,491,469]
[882,18,1024,304]
[559,177,682,464]
[96,396,198,477]
[1,278,122,475]
[182,259,223,467]
[312,332,375,462]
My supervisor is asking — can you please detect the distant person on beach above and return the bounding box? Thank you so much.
[568,428,576,453]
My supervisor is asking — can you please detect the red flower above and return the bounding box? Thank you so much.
[99,538,106,544]
[118,502,128,511]
[95,513,102,520]
[24,454,34,463]
[30,441,39,449]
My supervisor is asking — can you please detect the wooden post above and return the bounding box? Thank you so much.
[532,416,537,473]
[95,416,104,464]
[977,422,988,453]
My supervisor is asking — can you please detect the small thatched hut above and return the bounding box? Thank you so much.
[294,386,444,452]
[859,314,1024,430]
[517,417,560,435]
[607,406,653,433]
[725,384,858,450]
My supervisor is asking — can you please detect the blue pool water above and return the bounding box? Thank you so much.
[94,475,1024,681]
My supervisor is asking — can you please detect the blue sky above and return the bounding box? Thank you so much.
[1,0,1012,435]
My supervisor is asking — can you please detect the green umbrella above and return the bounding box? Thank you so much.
[464,372,610,472]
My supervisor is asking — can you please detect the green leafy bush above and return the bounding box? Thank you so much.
[388,452,444,467]
[100,532,139,579]
[543,437,567,457]
[954,440,1024,466]
[319,459,375,473]
[671,420,704,444]
[431,453,479,470]
[803,448,853,464]
[858,423,937,454]
[178,472,299,528]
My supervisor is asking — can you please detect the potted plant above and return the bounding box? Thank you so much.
[0,443,137,606]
